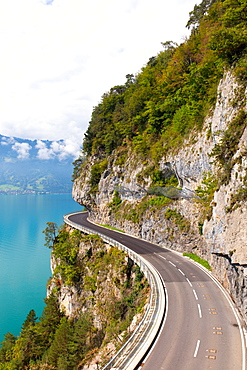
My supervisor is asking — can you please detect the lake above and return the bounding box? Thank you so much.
[0,193,82,342]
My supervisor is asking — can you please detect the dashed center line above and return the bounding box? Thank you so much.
[186,278,192,287]
[198,304,202,318]
[194,340,200,357]
[158,254,167,261]
[193,289,198,300]
[159,256,202,314]
[160,256,204,329]
[169,261,176,267]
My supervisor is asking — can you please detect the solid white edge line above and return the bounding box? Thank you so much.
[193,289,198,300]
[194,340,200,358]
[198,304,202,318]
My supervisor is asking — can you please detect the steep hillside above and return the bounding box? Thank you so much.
[0,225,148,369]
[72,0,247,322]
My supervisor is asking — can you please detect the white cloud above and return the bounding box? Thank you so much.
[0,0,196,148]
[35,140,54,160]
[4,157,15,163]
[36,136,81,160]
[1,137,16,146]
[12,142,32,159]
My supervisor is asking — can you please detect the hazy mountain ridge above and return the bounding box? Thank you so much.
[0,135,77,193]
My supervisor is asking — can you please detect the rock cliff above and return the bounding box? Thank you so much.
[73,71,247,323]
[48,225,149,368]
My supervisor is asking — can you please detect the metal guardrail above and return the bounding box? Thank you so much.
[64,212,166,370]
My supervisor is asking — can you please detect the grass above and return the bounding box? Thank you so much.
[183,252,211,271]
[100,224,125,233]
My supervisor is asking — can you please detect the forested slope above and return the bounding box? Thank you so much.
[74,0,247,167]
[72,0,247,323]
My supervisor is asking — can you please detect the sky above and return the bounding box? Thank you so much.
[0,0,197,159]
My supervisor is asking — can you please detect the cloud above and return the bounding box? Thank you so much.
[0,0,196,146]
[1,137,16,146]
[36,136,81,160]
[35,140,54,160]
[12,142,32,159]
[4,157,16,163]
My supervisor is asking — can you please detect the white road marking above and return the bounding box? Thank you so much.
[178,268,185,276]
[169,261,176,267]
[158,254,167,261]
[193,289,198,300]
[194,340,200,357]
[186,278,192,287]
[198,304,202,318]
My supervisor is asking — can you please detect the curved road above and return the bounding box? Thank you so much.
[68,212,246,370]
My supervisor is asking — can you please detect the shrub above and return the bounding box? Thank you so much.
[90,159,108,193]
[164,208,190,232]
[183,252,211,270]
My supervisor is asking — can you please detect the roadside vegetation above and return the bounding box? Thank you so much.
[183,252,212,270]
[0,224,149,369]
[99,224,125,233]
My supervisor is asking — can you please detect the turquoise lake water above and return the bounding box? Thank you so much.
[0,193,82,342]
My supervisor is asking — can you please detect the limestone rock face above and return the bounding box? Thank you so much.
[72,71,247,322]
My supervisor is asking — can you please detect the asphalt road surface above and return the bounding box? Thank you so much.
[68,212,246,370]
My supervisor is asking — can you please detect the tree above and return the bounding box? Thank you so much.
[45,318,73,369]
[38,294,64,348]
[0,333,16,363]
[42,222,58,248]
[11,310,42,369]
[186,0,217,29]
[72,156,85,181]
[21,309,37,332]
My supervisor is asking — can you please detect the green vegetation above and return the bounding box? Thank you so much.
[42,222,59,248]
[151,171,179,187]
[183,252,211,270]
[72,156,86,181]
[0,296,101,370]
[80,0,247,165]
[0,184,21,191]
[90,158,108,193]
[210,110,247,184]
[0,226,149,369]
[99,224,125,233]
[164,208,190,232]
[226,184,247,212]
[113,195,172,224]
[71,1,247,227]
[108,190,122,212]
[195,172,218,221]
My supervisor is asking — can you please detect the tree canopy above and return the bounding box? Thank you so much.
[80,0,247,167]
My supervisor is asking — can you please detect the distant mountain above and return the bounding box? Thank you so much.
[0,135,79,193]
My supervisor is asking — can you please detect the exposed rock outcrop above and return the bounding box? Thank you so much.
[73,71,247,323]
